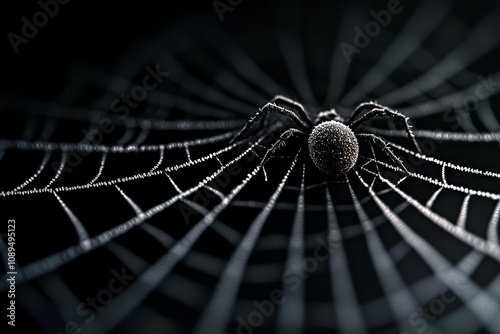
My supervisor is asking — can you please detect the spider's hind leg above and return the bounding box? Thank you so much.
[357,133,411,176]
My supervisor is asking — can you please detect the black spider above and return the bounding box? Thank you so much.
[230,95,422,177]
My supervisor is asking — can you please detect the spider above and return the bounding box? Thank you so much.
[230,95,422,177]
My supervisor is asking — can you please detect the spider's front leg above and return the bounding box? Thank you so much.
[349,107,422,154]
[260,128,307,167]
[230,103,311,144]
[345,101,384,125]
[357,133,411,176]
[269,95,314,128]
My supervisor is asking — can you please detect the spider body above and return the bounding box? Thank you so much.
[231,95,421,177]
[308,120,359,176]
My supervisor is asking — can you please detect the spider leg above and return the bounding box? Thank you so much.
[356,133,411,176]
[270,95,315,128]
[349,107,422,154]
[230,102,311,144]
[345,101,385,125]
[260,128,307,167]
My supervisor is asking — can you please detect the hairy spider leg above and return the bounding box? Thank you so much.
[270,95,315,128]
[230,103,311,144]
[349,107,422,154]
[260,128,307,167]
[357,133,410,176]
[345,101,386,125]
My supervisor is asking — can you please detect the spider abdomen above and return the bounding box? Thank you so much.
[308,120,359,176]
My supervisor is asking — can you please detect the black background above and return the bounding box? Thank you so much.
[2,0,500,333]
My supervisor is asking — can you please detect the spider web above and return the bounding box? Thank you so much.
[2,1,500,333]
